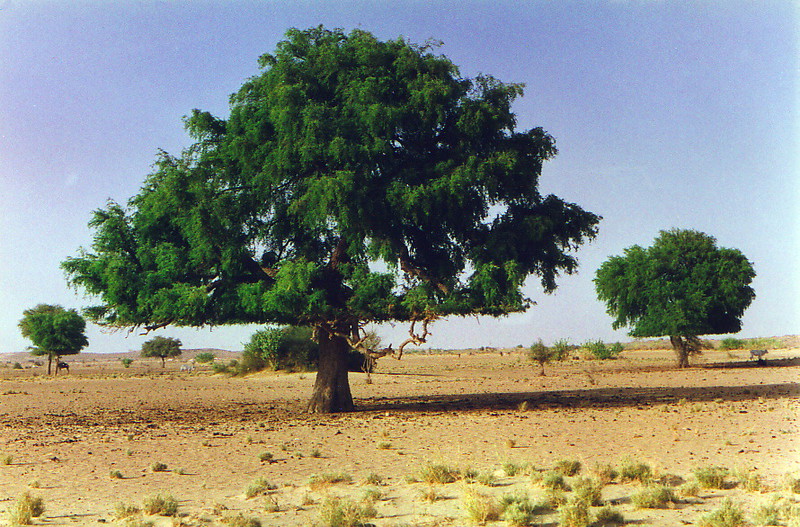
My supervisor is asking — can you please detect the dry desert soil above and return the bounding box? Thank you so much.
[0,345,798,526]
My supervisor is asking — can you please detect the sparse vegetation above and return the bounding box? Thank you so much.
[619,458,653,484]
[417,462,460,484]
[258,451,274,462]
[308,472,353,490]
[554,458,582,476]
[720,338,745,350]
[222,513,262,527]
[8,492,45,525]
[573,477,604,506]
[110,469,123,479]
[595,505,625,526]
[694,465,729,489]
[528,339,557,375]
[113,502,140,519]
[698,499,746,527]
[541,471,570,491]
[558,496,591,527]
[317,496,376,527]
[150,461,168,472]
[1,453,13,465]
[142,493,179,516]
[462,487,501,524]
[500,493,542,527]
[582,340,622,360]
[591,463,618,484]
[195,352,216,364]
[245,477,277,498]
[631,485,678,509]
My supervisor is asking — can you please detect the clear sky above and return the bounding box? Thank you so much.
[1,1,797,354]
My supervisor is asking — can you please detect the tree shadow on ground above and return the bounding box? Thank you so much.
[357,382,799,414]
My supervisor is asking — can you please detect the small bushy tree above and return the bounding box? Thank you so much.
[527,339,556,376]
[595,229,755,368]
[194,352,216,364]
[141,336,182,367]
[18,304,88,375]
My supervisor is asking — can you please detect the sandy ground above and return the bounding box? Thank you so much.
[0,347,798,526]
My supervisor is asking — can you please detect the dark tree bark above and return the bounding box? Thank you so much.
[670,335,691,368]
[307,327,354,413]
[47,354,53,375]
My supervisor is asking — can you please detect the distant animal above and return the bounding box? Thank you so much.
[749,349,768,362]
[180,363,195,373]
[56,361,70,374]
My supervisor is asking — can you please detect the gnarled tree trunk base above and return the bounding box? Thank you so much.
[307,328,354,413]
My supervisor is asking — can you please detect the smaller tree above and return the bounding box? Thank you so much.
[141,336,182,367]
[594,229,755,368]
[527,339,557,376]
[19,304,88,375]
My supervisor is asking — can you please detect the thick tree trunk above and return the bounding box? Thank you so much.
[670,336,691,368]
[307,328,354,413]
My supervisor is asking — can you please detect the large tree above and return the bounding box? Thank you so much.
[62,27,600,412]
[594,229,756,368]
[19,304,88,375]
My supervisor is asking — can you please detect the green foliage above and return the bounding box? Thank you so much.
[558,496,590,527]
[594,505,625,526]
[120,358,134,368]
[720,337,745,350]
[619,459,653,484]
[693,465,729,489]
[554,459,582,477]
[9,492,45,525]
[142,493,179,516]
[18,304,88,372]
[595,229,756,365]
[417,463,460,484]
[244,326,319,372]
[582,340,621,360]
[462,488,501,524]
[317,496,376,527]
[194,352,215,363]
[140,336,182,365]
[551,339,573,360]
[62,26,600,412]
[630,486,677,509]
[698,499,746,527]
[527,339,557,374]
[572,477,604,506]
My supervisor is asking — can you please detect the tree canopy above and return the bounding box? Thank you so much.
[62,26,600,411]
[594,229,756,367]
[140,336,182,367]
[19,304,88,374]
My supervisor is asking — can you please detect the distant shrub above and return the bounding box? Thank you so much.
[541,471,569,491]
[142,493,178,516]
[221,514,262,527]
[120,358,134,368]
[594,505,625,526]
[698,499,746,527]
[573,477,604,506]
[694,466,729,489]
[245,477,276,498]
[619,458,653,484]
[12,362,23,370]
[551,339,574,360]
[462,487,501,524]
[554,459,582,477]
[591,463,618,484]
[631,486,677,509]
[558,496,590,527]
[583,340,621,360]
[745,337,782,350]
[417,463,459,484]
[150,461,168,472]
[720,338,745,350]
[194,352,215,364]
[9,492,45,525]
[317,496,376,527]
[527,339,557,376]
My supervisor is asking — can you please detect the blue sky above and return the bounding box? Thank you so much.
[1,1,797,354]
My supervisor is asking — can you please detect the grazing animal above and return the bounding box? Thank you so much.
[180,363,195,373]
[749,349,768,362]
[56,361,70,374]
